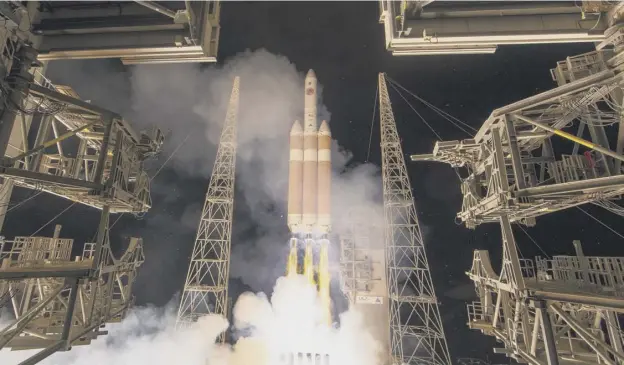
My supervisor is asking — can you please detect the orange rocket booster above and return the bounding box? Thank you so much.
[287,70,331,235]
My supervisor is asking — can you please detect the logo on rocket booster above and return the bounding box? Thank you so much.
[306,88,314,95]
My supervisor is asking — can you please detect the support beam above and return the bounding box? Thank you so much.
[534,301,559,365]
[512,114,624,165]
[133,2,176,19]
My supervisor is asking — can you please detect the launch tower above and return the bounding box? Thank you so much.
[410,22,624,363]
[378,73,452,365]
[176,77,239,341]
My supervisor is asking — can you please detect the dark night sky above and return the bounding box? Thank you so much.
[5,2,624,363]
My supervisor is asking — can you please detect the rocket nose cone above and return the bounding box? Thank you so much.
[306,69,316,79]
[291,120,303,134]
[318,120,331,136]
[319,120,330,132]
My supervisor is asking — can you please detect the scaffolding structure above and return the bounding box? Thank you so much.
[467,235,624,365]
[378,1,622,56]
[339,209,377,305]
[0,1,221,65]
[411,25,624,229]
[0,72,164,214]
[409,22,624,365]
[0,9,166,363]
[176,77,239,338]
[378,72,451,365]
[0,208,145,365]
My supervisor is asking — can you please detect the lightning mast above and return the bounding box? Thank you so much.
[378,73,451,365]
[176,77,240,338]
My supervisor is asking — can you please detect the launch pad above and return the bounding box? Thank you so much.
[279,351,331,365]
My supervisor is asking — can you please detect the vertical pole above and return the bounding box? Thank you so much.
[91,205,109,277]
[573,240,590,287]
[535,300,560,365]
[505,116,526,190]
[31,114,52,172]
[53,224,61,239]
[0,46,37,160]
[0,179,13,233]
[60,278,79,349]
[73,139,87,179]
[93,115,113,186]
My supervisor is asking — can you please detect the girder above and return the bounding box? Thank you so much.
[412,25,624,229]
[0,209,145,364]
[379,73,451,365]
[176,77,239,341]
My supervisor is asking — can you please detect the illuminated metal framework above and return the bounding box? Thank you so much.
[339,208,384,305]
[0,65,163,213]
[378,1,620,56]
[378,73,451,365]
[0,1,221,65]
[0,208,145,365]
[176,77,239,337]
[467,224,624,365]
[339,212,375,305]
[412,26,624,229]
[409,24,624,365]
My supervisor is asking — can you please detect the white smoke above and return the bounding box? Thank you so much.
[0,49,386,364]
[1,275,382,365]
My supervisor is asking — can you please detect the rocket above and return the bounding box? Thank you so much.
[286,69,332,325]
[287,69,331,235]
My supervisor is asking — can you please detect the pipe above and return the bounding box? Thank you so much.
[134,1,176,19]
[512,114,624,164]
[493,70,615,117]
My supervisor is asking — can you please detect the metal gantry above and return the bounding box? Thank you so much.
[378,73,451,365]
[0,208,145,365]
[378,1,621,56]
[176,77,239,338]
[409,23,624,365]
[467,232,624,365]
[411,25,624,229]
[339,209,376,305]
[0,71,164,214]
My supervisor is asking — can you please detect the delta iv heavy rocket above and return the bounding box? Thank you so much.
[287,69,332,325]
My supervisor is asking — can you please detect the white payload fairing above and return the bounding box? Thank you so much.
[288,69,331,235]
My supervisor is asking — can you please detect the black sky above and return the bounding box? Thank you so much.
[5,2,624,363]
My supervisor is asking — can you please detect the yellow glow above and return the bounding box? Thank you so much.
[286,242,298,276]
[318,242,331,325]
[285,239,333,325]
[303,243,314,286]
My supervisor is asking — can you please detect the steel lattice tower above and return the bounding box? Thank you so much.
[176,77,240,338]
[378,73,451,365]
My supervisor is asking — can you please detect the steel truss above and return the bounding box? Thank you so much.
[378,73,451,365]
[0,43,163,214]
[339,209,376,305]
[407,23,624,365]
[0,207,144,365]
[1,73,163,213]
[176,77,239,338]
[467,218,624,365]
[412,25,624,229]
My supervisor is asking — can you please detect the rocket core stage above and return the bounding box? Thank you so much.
[286,69,332,325]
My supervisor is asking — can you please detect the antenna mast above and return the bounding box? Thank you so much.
[176,77,240,341]
[378,73,451,365]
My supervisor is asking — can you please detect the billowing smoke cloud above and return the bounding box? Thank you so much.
[124,49,383,292]
[0,49,385,363]
[1,276,382,365]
